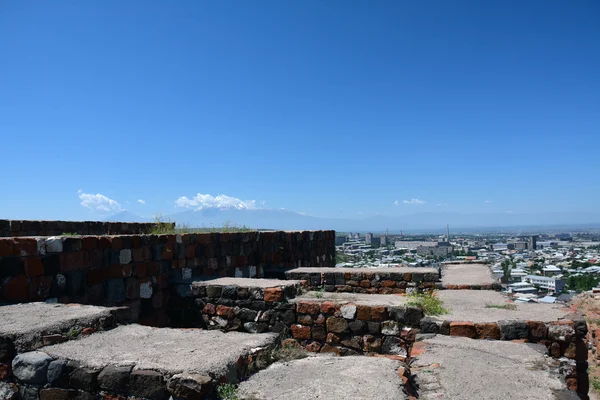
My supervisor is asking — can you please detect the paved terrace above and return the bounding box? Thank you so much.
[441,262,499,288]
[293,291,410,307]
[0,303,119,351]
[192,277,301,290]
[436,290,568,323]
[238,355,408,400]
[412,336,574,400]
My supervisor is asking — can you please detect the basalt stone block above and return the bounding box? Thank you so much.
[348,320,367,335]
[12,351,53,384]
[69,365,100,391]
[236,308,258,321]
[0,338,15,362]
[499,320,529,340]
[244,322,269,333]
[130,370,167,399]
[98,365,132,393]
[221,285,237,300]
[47,360,67,387]
[420,317,440,334]
[326,317,349,334]
[167,373,212,399]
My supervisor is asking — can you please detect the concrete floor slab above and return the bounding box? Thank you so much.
[238,355,408,400]
[43,324,278,377]
[436,290,567,323]
[412,335,567,399]
[293,291,410,307]
[441,263,497,286]
[192,277,300,289]
[0,302,117,351]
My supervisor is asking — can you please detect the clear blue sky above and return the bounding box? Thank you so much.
[1,0,598,220]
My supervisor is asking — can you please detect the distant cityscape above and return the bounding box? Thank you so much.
[336,227,600,301]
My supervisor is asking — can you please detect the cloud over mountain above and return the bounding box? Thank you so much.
[175,193,259,210]
[78,190,123,213]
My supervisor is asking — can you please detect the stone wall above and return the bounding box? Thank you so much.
[0,231,335,326]
[0,219,167,237]
[285,268,441,294]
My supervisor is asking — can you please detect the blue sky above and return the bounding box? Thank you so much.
[1,0,598,221]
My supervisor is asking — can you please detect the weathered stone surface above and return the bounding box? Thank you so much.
[382,336,407,357]
[0,382,18,400]
[356,305,372,321]
[498,320,528,340]
[527,321,548,341]
[12,351,53,384]
[548,322,575,342]
[371,306,388,321]
[363,335,382,352]
[348,320,366,335]
[320,301,337,314]
[449,321,476,338]
[326,317,349,334]
[263,288,284,302]
[311,325,327,341]
[420,317,440,334]
[243,322,268,333]
[47,359,67,385]
[167,373,212,399]
[98,365,132,393]
[340,304,357,319]
[341,336,362,350]
[381,321,400,336]
[305,341,322,353]
[297,315,313,325]
[69,365,100,390]
[291,325,311,340]
[130,370,167,399]
[297,301,320,315]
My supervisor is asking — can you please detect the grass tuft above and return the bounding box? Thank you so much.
[485,303,517,310]
[406,291,448,316]
[217,383,239,400]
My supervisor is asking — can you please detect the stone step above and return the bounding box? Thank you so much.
[10,324,279,399]
[238,354,411,400]
[440,262,501,290]
[287,291,424,358]
[411,335,581,400]
[0,302,123,381]
[285,267,440,294]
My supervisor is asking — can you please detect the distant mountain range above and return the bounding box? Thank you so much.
[105,207,600,232]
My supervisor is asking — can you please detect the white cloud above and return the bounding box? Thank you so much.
[175,193,259,210]
[437,203,448,207]
[78,190,123,213]
[403,198,425,205]
[484,200,493,204]
[137,199,146,205]
[393,200,399,206]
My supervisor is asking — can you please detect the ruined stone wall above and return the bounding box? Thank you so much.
[0,231,335,325]
[0,219,166,237]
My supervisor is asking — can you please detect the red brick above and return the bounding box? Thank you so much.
[320,344,341,355]
[122,265,132,277]
[320,301,337,314]
[87,268,107,285]
[291,324,312,340]
[359,280,371,288]
[146,262,159,276]
[450,321,477,338]
[13,238,37,256]
[356,305,372,321]
[381,280,396,288]
[157,273,169,290]
[0,239,13,257]
[264,287,284,302]
[185,245,196,259]
[88,250,103,268]
[0,363,11,380]
[110,237,123,250]
[81,236,98,250]
[475,323,501,340]
[526,321,548,341]
[297,315,313,325]
[2,275,28,301]
[216,305,235,319]
[305,341,321,352]
[297,301,320,315]
[23,256,44,277]
[203,303,216,315]
[152,290,169,309]
[131,248,144,263]
[81,327,96,335]
[371,306,388,321]
[326,332,340,344]
[59,251,89,272]
[135,263,147,278]
[161,245,173,260]
[403,273,412,281]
